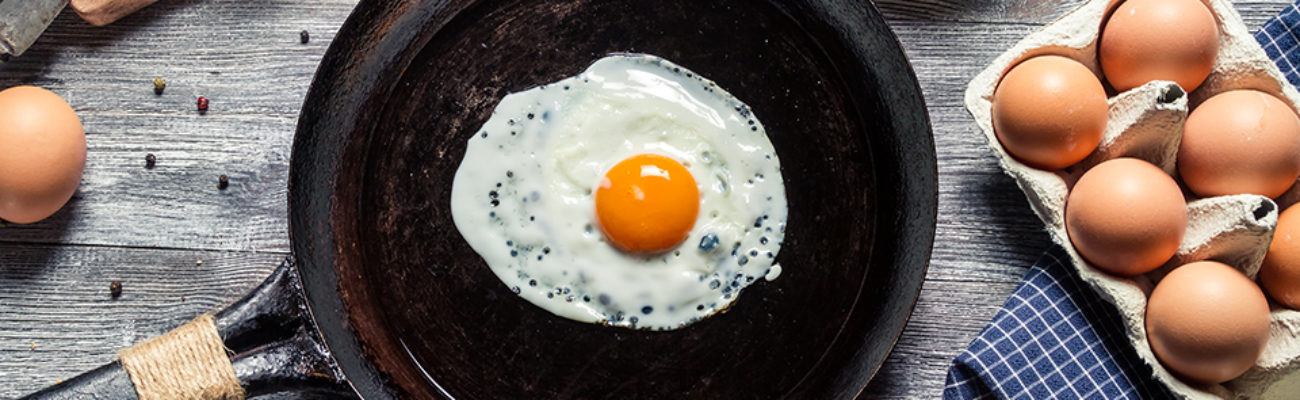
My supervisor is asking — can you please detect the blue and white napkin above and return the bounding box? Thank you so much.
[943,246,1171,399]
[1258,2,1300,89]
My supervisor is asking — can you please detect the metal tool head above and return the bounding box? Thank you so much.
[0,0,70,62]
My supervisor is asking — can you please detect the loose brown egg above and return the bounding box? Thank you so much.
[1066,158,1186,276]
[1262,205,1300,309]
[1146,261,1270,384]
[1178,90,1300,198]
[992,55,1107,170]
[0,86,86,224]
[1099,0,1219,92]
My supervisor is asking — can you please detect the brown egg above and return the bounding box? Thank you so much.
[1262,205,1300,309]
[992,55,1107,170]
[0,86,86,224]
[1178,90,1300,198]
[1066,158,1186,276]
[1146,261,1270,384]
[1099,0,1219,92]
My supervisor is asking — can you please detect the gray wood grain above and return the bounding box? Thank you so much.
[1,112,296,251]
[0,245,283,391]
[0,0,351,397]
[0,0,1292,398]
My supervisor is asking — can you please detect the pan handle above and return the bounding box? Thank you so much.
[19,257,355,399]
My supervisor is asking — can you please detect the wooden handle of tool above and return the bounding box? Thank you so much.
[69,0,159,26]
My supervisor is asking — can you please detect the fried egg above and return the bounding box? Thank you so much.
[450,54,786,330]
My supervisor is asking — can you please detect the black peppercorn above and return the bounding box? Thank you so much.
[109,281,122,299]
[300,30,310,44]
[145,154,156,169]
[218,175,229,190]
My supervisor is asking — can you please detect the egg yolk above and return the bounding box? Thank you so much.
[595,154,699,253]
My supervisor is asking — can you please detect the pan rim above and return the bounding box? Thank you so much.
[289,0,937,398]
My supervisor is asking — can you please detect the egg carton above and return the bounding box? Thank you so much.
[965,0,1300,398]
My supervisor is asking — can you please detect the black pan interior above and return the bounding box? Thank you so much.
[290,0,936,399]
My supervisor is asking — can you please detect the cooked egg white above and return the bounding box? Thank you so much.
[450,54,786,330]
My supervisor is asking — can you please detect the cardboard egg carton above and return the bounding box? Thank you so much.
[965,0,1300,398]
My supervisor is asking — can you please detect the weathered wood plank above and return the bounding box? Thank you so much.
[0,113,295,252]
[0,0,357,117]
[0,0,356,398]
[0,243,284,396]
[875,0,1086,24]
[865,280,1027,398]
[0,0,362,253]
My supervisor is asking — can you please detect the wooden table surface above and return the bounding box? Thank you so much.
[0,0,1292,398]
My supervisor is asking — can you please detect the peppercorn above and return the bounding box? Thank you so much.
[109,281,122,299]
[145,153,156,169]
[218,175,229,190]
[153,77,165,95]
[196,96,209,112]
[300,30,310,44]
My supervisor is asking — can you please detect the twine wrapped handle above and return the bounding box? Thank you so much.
[118,314,245,400]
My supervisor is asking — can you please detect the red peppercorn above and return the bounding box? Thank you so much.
[197,96,209,112]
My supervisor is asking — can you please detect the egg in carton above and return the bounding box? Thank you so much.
[965,0,1300,398]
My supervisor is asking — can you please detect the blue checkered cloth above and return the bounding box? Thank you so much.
[944,7,1300,399]
[942,246,1171,399]
[1258,2,1300,89]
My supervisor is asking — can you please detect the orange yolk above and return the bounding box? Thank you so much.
[595,154,699,253]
